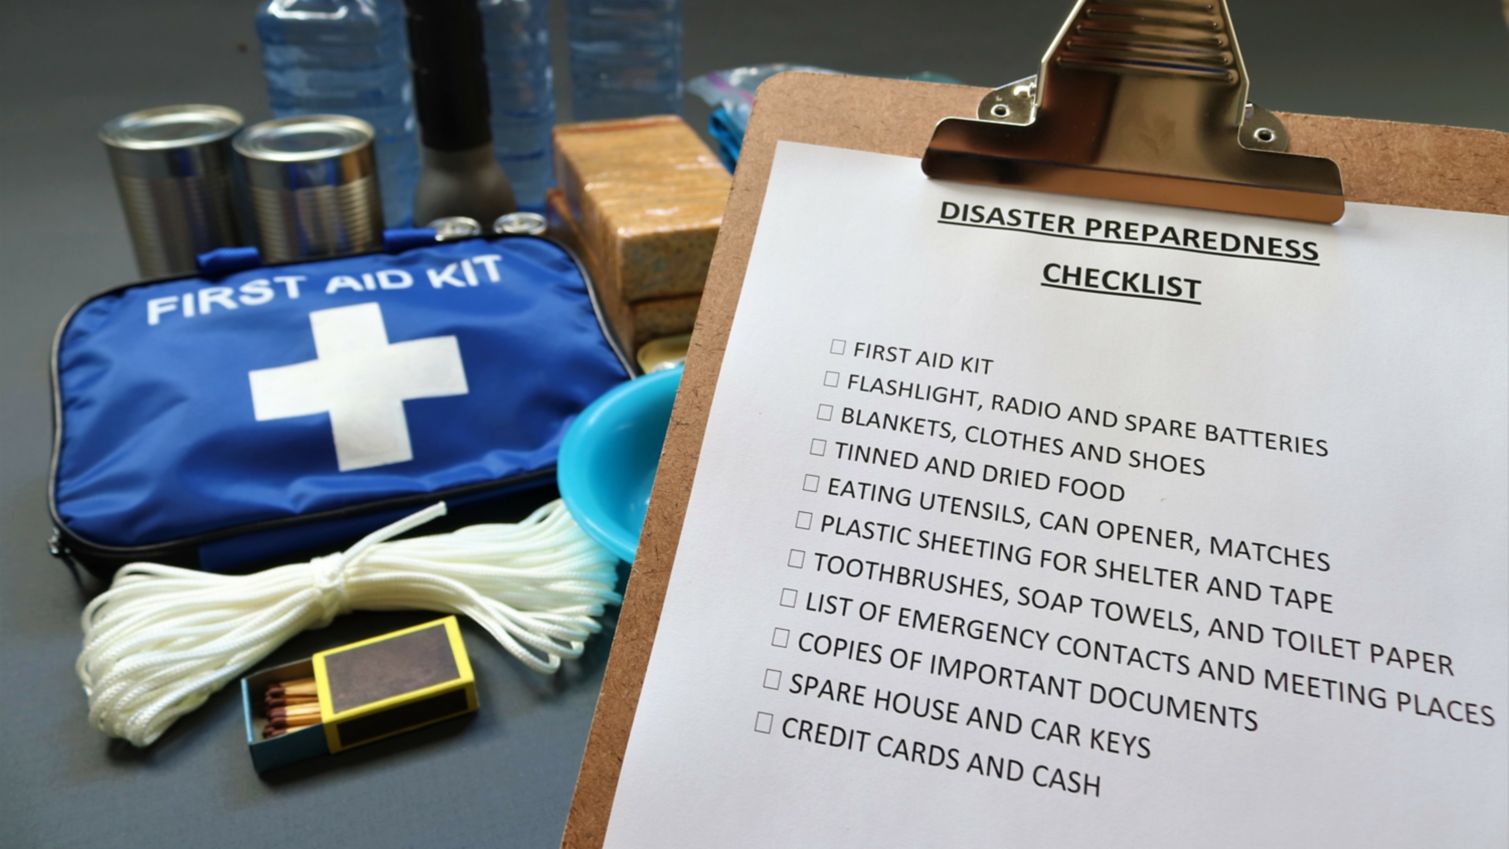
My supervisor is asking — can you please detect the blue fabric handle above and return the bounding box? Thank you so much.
[196,246,263,277]
[383,227,441,253]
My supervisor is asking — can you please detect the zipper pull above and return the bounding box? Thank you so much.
[48,527,89,589]
[48,526,66,558]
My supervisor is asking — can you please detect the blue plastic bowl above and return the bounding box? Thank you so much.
[558,366,683,563]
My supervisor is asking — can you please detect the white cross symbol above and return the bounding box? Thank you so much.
[248,303,468,472]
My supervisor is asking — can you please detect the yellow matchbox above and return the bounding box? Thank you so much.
[242,617,477,773]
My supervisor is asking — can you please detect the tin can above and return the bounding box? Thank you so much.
[99,104,244,278]
[235,115,384,263]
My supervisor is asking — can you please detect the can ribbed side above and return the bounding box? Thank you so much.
[114,171,240,278]
[250,176,383,263]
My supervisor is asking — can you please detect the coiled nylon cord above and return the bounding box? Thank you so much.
[77,499,621,747]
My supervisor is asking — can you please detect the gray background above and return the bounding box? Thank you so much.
[1,2,1504,847]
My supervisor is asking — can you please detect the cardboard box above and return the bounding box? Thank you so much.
[242,617,477,773]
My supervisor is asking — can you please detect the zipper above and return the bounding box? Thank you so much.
[50,467,557,567]
[48,233,632,567]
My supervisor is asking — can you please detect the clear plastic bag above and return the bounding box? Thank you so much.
[687,65,958,167]
[687,64,835,134]
[687,64,834,168]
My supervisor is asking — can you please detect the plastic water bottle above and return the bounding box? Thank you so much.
[566,0,683,121]
[256,0,420,226]
[478,0,555,209]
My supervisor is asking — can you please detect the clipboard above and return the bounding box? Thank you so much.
[563,3,1509,844]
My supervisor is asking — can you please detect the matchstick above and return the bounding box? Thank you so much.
[268,703,322,720]
[264,677,317,699]
[261,677,322,739]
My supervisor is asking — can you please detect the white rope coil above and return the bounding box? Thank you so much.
[77,499,621,747]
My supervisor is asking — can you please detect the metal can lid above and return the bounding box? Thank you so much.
[99,104,243,151]
[235,114,375,163]
[493,212,547,236]
[428,217,483,241]
[235,115,377,189]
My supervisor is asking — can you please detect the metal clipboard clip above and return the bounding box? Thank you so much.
[922,0,1345,223]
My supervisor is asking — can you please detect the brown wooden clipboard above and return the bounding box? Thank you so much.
[560,70,1509,848]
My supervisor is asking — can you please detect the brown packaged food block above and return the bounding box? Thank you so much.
[554,116,729,303]
[629,295,700,347]
[547,188,700,350]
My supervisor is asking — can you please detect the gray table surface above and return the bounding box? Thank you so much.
[1,2,1504,847]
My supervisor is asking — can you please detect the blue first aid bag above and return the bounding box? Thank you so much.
[49,234,632,575]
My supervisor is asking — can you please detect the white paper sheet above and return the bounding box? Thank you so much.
[602,142,1509,848]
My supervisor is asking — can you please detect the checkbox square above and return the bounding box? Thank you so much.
[817,403,834,422]
[802,474,820,493]
[809,438,827,457]
[795,511,813,530]
[780,588,798,608]
[771,627,790,648]
[754,711,774,734]
[823,370,840,388]
[763,668,782,690]
[830,338,846,355]
[787,549,806,569]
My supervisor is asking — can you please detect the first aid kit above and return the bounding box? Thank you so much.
[50,232,632,576]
